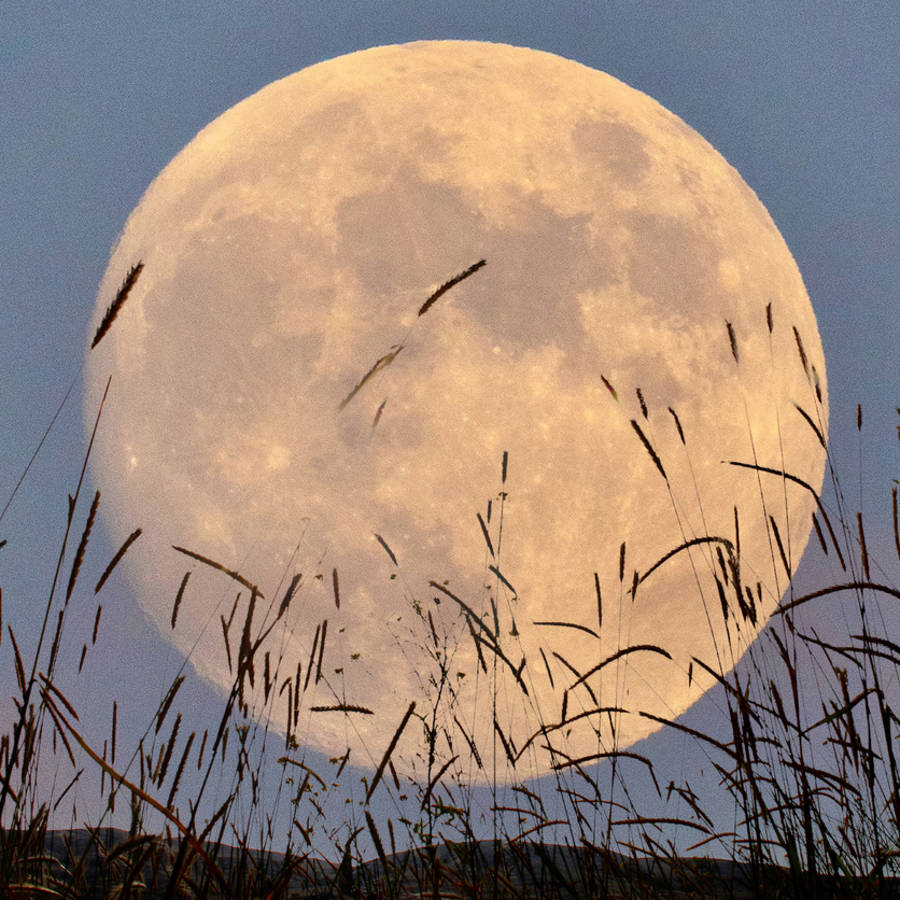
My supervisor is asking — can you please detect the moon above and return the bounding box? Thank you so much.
[86,41,827,782]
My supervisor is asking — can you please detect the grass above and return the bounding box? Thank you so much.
[1,265,898,897]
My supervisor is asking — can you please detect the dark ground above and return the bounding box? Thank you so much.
[2,828,896,897]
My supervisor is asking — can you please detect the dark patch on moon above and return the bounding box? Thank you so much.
[335,169,616,374]
[335,166,478,300]
[571,116,652,186]
[624,211,718,311]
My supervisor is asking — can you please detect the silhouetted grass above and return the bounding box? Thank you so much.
[1,263,898,897]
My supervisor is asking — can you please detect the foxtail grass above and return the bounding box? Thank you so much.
[1,265,897,897]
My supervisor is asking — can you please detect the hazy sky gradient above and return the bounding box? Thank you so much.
[1,2,897,847]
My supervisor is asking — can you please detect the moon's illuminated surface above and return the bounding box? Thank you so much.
[87,41,827,781]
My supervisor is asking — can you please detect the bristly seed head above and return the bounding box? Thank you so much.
[91,262,144,350]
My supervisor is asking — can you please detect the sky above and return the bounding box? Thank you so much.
[1,1,897,858]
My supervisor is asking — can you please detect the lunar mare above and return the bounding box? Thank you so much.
[86,41,827,781]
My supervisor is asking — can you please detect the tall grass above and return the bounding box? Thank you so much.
[1,270,898,897]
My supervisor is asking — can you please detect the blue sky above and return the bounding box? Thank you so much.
[1,2,897,854]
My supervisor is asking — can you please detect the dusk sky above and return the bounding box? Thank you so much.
[1,3,896,853]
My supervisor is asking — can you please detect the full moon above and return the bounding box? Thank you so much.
[86,41,827,782]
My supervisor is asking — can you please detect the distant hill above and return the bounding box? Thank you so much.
[0,828,891,897]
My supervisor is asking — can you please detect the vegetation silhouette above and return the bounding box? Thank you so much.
[1,261,898,898]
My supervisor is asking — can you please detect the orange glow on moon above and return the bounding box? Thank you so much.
[86,41,827,781]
